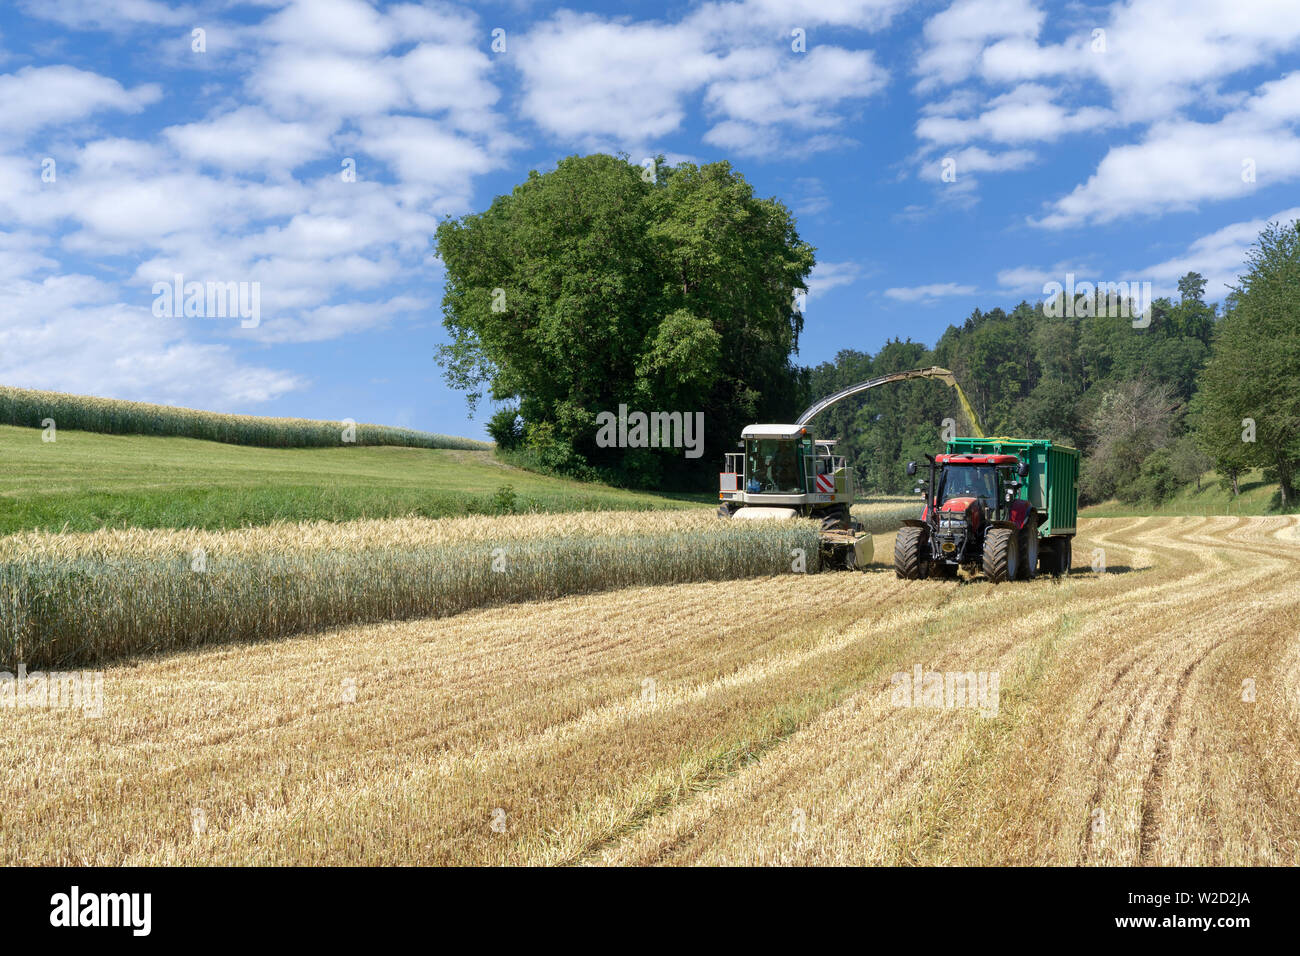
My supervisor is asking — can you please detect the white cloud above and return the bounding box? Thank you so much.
[261,0,398,55]
[917,83,1116,145]
[20,0,194,30]
[0,275,302,408]
[984,0,1300,123]
[914,0,1043,92]
[356,115,507,199]
[806,261,863,298]
[0,65,160,137]
[1033,74,1300,228]
[995,261,1095,295]
[249,295,426,345]
[920,145,1036,182]
[1141,205,1300,299]
[883,282,977,302]
[515,12,718,147]
[515,6,893,156]
[0,0,514,410]
[164,107,335,173]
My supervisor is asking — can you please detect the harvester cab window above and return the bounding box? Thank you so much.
[745,439,803,494]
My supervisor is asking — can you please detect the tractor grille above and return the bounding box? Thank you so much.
[935,516,968,559]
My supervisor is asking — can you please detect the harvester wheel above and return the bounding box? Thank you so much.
[717,502,737,519]
[894,526,929,579]
[1019,513,1038,580]
[983,527,1019,583]
[820,505,851,531]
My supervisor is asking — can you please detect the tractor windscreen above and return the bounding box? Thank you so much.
[939,464,997,507]
[745,439,803,494]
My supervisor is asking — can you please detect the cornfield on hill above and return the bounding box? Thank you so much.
[0,511,819,669]
[0,385,490,450]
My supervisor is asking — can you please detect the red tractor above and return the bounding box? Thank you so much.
[894,438,1079,582]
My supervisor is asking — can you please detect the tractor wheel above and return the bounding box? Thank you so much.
[983,527,1019,583]
[820,505,851,532]
[894,526,930,580]
[1018,514,1039,580]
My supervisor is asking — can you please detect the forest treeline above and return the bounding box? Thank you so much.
[807,223,1298,508]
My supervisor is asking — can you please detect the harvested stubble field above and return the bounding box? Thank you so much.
[3,514,1297,866]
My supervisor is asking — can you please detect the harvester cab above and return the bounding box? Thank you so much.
[718,425,854,531]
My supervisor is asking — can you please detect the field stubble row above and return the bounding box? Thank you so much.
[3,516,1296,864]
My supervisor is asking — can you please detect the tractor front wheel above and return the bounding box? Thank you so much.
[894,526,930,580]
[983,527,1019,583]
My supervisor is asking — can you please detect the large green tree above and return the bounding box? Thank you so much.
[435,154,814,487]
[1194,220,1300,506]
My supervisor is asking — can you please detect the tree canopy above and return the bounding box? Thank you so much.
[435,153,814,487]
[1192,220,1300,506]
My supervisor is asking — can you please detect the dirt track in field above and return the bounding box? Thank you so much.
[2,516,1297,865]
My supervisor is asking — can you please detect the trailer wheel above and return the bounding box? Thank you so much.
[983,527,1019,583]
[894,526,930,580]
[1057,537,1072,576]
[1018,513,1038,580]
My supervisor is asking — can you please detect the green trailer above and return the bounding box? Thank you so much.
[944,437,1080,537]
[895,436,1080,581]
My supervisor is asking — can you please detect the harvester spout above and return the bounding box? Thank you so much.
[794,366,985,438]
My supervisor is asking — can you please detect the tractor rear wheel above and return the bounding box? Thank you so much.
[983,527,1019,583]
[1018,513,1039,580]
[894,526,929,579]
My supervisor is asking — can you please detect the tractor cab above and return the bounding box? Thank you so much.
[911,453,1026,525]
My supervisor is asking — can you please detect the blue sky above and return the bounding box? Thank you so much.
[2,0,1299,440]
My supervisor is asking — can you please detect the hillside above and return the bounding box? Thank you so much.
[0,425,698,534]
[1082,469,1285,518]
